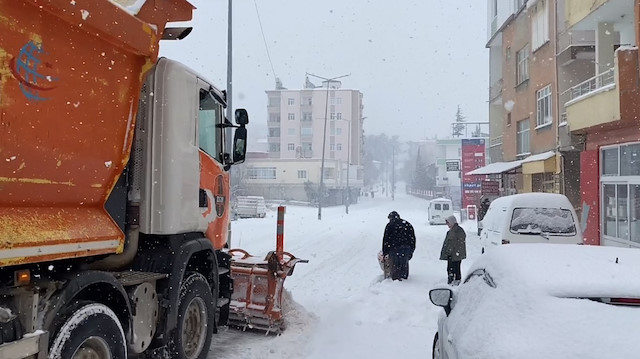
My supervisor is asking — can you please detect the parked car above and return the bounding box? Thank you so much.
[428,198,454,225]
[235,195,267,218]
[429,243,640,359]
[479,193,582,253]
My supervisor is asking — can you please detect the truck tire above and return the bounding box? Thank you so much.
[169,272,215,359]
[49,302,127,359]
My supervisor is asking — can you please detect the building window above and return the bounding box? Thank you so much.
[506,112,512,126]
[288,128,295,136]
[269,143,280,152]
[302,142,312,152]
[288,98,295,105]
[330,112,336,120]
[269,113,280,122]
[330,98,335,105]
[536,85,552,127]
[336,113,342,120]
[336,97,342,105]
[247,167,276,179]
[288,113,295,121]
[268,128,280,137]
[268,97,279,107]
[297,170,307,179]
[288,143,295,151]
[600,143,640,246]
[336,128,342,135]
[337,143,342,151]
[302,112,312,122]
[301,127,313,136]
[516,46,529,85]
[329,143,335,151]
[531,0,549,51]
[516,119,530,156]
[322,168,335,179]
[306,97,312,105]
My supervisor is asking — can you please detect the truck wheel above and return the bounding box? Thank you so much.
[49,302,126,359]
[169,272,215,359]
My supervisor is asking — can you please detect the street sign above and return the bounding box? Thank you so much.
[446,161,460,172]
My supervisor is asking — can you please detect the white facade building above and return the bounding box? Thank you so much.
[243,79,365,204]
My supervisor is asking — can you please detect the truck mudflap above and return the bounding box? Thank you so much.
[228,249,307,334]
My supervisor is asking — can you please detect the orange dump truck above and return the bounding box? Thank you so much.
[0,0,254,357]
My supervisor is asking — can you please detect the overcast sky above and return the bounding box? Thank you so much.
[160,0,489,144]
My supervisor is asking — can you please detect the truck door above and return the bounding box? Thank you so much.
[196,80,229,250]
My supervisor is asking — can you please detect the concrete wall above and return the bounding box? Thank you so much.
[565,0,608,28]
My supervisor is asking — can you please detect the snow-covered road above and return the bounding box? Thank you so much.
[208,189,481,358]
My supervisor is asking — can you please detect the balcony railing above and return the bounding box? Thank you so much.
[490,136,503,148]
[489,78,503,102]
[564,68,615,103]
[490,16,498,36]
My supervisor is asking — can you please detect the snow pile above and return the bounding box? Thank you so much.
[108,0,148,16]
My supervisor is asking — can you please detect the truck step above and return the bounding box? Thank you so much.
[217,298,230,307]
[113,271,168,286]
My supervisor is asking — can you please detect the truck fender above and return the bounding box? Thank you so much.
[43,271,132,345]
[161,237,219,340]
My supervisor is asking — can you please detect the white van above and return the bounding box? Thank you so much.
[428,198,454,225]
[235,196,267,218]
[480,193,583,253]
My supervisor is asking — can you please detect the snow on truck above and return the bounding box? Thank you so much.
[0,1,305,358]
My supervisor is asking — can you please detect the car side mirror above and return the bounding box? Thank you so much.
[429,288,453,316]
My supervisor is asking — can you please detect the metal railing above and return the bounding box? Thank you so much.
[489,78,503,102]
[564,68,615,103]
[490,135,503,148]
[490,16,498,36]
[557,30,595,53]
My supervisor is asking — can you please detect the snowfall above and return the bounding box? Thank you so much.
[208,186,478,358]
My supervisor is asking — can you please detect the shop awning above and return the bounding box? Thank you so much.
[466,160,523,175]
[522,151,557,174]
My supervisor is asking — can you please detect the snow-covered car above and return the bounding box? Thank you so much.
[479,193,583,253]
[429,243,640,359]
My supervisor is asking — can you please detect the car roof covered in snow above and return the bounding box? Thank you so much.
[468,243,640,298]
[489,193,573,210]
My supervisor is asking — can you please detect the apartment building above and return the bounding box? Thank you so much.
[243,79,364,205]
[485,0,565,198]
[485,0,640,247]
[561,0,639,247]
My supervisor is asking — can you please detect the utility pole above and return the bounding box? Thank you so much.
[306,72,351,220]
[226,0,233,154]
[345,118,351,214]
[391,145,395,201]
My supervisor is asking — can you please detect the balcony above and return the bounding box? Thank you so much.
[489,79,503,103]
[557,30,595,66]
[564,47,640,133]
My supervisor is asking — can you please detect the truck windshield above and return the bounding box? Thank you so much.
[199,89,222,162]
[509,208,577,235]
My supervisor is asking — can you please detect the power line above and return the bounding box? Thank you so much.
[253,0,277,80]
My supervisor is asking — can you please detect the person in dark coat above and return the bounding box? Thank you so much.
[440,215,466,285]
[382,211,416,280]
[477,198,491,235]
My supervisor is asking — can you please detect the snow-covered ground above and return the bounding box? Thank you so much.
[208,188,480,358]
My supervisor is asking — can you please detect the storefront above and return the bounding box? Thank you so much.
[599,143,640,247]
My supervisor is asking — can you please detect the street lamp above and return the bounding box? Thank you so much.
[306,72,350,220]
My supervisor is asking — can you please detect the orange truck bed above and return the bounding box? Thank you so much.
[0,0,193,266]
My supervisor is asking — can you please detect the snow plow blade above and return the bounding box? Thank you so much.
[228,248,308,333]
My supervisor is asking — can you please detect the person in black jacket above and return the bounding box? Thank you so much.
[382,211,416,280]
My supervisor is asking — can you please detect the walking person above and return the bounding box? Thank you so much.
[440,215,466,285]
[382,211,416,281]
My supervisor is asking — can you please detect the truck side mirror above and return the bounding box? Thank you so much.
[233,126,247,164]
[235,109,249,125]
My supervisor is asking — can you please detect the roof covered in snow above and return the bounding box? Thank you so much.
[521,150,555,164]
[466,160,522,175]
